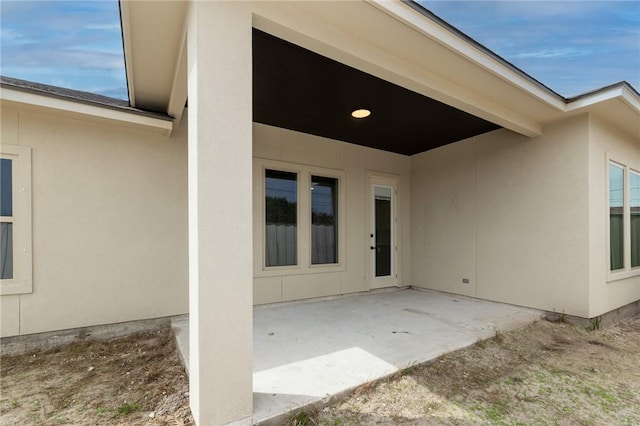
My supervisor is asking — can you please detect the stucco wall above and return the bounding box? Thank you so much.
[0,104,189,337]
[411,115,591,317]
[588,116,640,317]
[252,123,411,304]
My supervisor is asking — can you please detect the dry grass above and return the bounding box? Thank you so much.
[3,316,639,426]
[1,328,194,425]
[315,315,640,425]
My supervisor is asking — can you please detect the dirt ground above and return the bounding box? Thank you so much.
[1,316,639,426]
[0,328,194,425]
[314,315,640,425]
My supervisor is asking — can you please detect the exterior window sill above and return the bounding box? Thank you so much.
[607,268,640,283]
[1,280,33,295]
[255,263,346,278]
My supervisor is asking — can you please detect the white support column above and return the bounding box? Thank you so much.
[187,1,253,424]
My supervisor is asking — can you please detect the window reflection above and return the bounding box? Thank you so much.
[311,176,338,264]
[265,169,297,267]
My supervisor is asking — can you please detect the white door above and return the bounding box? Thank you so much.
[366,174,399,289]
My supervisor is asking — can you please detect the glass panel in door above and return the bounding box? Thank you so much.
[374,185,392,277]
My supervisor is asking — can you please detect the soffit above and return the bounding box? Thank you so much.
[284,1,564,123]
[253,29,500,155]
[121,1,638,144]
[573,98,640,141]
[121,0,188,113]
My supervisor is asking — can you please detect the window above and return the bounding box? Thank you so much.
[0,144,32,295]
[1,159,14,279]
[258,160,344,274]
[311,176,338,264]
[265,169,297,267]
[631,171,640,268]
[608,160,640,278]
[609,163,624,270]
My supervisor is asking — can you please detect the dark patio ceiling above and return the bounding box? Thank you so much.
[252,29,500,156]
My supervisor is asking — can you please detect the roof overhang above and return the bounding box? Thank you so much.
[0,80,173,135]
[252,28,501,155]
[565,83,640,139]
[119,0,639,147]
[120,0,188,122]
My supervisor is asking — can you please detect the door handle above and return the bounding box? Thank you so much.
[370,246,376,250]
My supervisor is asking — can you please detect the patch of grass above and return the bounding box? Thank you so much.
[51,414,70,424]
[592,386,617,409]
[289,409,313,426]
[587,316,602,331]
[117,402,140,415]
[505,376,522,385]
[485,404,505,422]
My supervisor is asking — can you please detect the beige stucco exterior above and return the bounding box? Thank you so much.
[1,1,639,424]
[252,123,411,304]
[411,115,591,317]
[588,115,640,316]
[186,2,254,423]
[0,102,189,337]
[411,114,639,319]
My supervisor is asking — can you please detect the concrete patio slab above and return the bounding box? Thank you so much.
[172,288,543,425]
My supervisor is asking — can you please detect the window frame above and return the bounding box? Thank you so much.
[255,159,345,277]
[264,167,300,270]
[630,169,640,268]
[0,144,32,295]
[607,157,640,282]
[310,174,339,267]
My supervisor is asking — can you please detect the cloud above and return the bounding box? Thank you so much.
[84,23,122,32]
[422,0,640,95]
[1,45,124,70]
[0,0,127,99]
[0,28,34,45]
[512,48,590,60]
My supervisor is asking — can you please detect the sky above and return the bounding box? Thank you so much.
[0,0,127,99]
[0,0,638,102]
[422,0,640,97]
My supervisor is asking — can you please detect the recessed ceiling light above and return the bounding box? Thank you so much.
[351,109,371,119]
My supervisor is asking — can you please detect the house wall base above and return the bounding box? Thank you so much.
[545,298,640,329]
[3,293,637,358]
[0,315,181,357]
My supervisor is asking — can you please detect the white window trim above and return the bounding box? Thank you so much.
[254,158,346,277]
[0,144,32,295]
[607,156,640,283]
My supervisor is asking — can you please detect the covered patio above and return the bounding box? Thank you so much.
[172,288,542,424]
[118,2,586,423]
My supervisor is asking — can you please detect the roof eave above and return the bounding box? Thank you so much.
[0,84,173,135]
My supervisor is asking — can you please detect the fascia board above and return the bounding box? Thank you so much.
[369,0,567,111]
[120,0,136,107]
[1,87,173,134]
[566,84,640,114]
